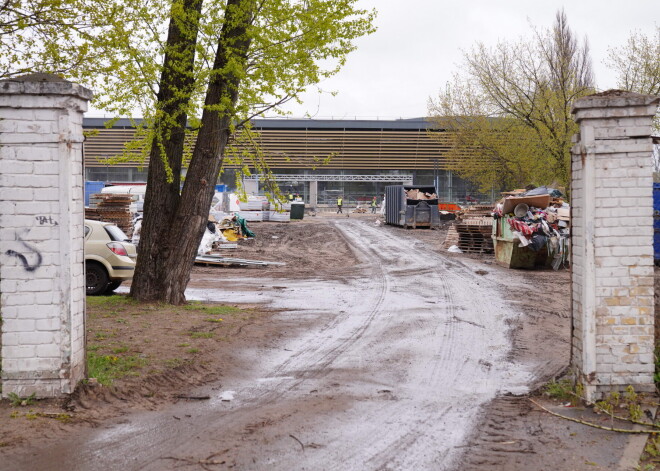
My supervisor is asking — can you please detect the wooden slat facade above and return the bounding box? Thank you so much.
[83,123,460,171]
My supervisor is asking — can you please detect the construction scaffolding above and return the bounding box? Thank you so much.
[243,174,414,183]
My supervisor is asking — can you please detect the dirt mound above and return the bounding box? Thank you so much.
[195,219,359,280]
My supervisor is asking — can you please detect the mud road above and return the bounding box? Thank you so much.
[5,219,537,470]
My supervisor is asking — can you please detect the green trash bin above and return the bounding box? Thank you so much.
[290,202,305,220]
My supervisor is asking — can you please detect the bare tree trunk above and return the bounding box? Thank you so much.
[131,0,255,304]
[130,0,203,303]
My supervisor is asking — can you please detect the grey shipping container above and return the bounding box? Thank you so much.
[385,185,439,228]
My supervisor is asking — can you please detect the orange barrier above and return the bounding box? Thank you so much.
[438,203,461,212]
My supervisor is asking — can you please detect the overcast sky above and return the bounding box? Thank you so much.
[276,0,660,120]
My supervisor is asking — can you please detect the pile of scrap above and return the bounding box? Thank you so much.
[195,214,284,268]
[235,196,292,222]
[85,193,133,236]
[493,186,569,269]
[195,255,285,267]
[405,189,437,200]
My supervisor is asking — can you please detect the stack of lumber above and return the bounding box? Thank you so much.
[85,193,133,236]
[443,225,460,249]
[460,205,493,218]
[455,219,494,254]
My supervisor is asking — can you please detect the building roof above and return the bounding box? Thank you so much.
[82,117,437,131]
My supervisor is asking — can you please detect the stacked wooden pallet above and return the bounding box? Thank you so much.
[455,219,494,254]
[461,205,493,218]
[86,193,133,236]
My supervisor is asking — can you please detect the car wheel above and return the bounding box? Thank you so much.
[86,262,109,296]
[104,280,122,294]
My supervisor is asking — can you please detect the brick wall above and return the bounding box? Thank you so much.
[571,91,659,401]
[0,75,92,397]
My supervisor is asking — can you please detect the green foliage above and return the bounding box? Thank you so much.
[544,378,574,402]
[428,10,593,192]
[189,331,214,339]
[7,392,36,407]
[3,0,375,181]
[607,26,660,97]
[645,436,660,458]
[87,352,145,385]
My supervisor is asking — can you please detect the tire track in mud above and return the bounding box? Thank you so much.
[328,221,475,469]
[265,220,390,383]
[5,220,535,471]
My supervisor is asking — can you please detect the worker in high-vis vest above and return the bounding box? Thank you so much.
[337,196,343,214]
[371,196,378,213]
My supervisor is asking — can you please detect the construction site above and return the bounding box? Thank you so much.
[1,77,659,471]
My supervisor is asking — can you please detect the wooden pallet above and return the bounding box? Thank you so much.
[457,233,494,254]
[455,222,494,253]
[443,225,460,248]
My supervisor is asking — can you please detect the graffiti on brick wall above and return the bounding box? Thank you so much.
[35,216,58,226]
[4,230,43,272]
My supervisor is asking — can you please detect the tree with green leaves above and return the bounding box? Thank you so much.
[3,0,375,304]
[607,26,660,97]
[607,25,659,172]
[428,10,594,193]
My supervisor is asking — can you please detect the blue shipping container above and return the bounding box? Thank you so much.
[654,183,660,262]
[85,181,105,207]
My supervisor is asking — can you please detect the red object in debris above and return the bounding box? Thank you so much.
[438,203,461,212]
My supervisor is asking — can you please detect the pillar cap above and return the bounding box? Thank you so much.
[0,73,93,101]
[572,89,659,113]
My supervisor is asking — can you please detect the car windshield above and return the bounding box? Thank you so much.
[104,225,129,242]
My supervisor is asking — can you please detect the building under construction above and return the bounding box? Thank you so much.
[82,117,488,207]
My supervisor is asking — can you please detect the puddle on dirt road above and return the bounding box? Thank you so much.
[18,220,535,471]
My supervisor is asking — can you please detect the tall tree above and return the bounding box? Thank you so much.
[2,0,375,304]
[428,10,594,192]
[128,0,375,304]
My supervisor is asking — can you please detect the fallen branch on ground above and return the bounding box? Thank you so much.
[529,398,659,434]
[289,434,305,452]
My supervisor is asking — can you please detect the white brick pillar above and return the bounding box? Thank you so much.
[571,90,659,402]
[0,74,92,397]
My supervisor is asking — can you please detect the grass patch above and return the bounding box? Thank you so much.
[184,304,242,317]
[164,358,185,368]
[205,318,224,323]
[86,295,136,309]
[189,331,214,339]
[543,378,575,402]
[186,348,200,354]
[87,352,145,385]
[7,392,36,407]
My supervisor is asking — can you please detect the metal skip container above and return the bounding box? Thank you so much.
[384,185,440,228]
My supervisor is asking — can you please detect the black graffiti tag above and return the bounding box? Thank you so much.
[5,238,43,272]
[35,216,58,225]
